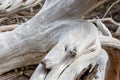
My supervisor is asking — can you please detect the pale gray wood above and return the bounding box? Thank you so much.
[94,49,108,80]
[0,0,108,75]
[100,36,120,49]
[1,0,120,80]
[30,21,101,80]
[94,18,112,37]
[0,24,18,32]
[30,64,47,80]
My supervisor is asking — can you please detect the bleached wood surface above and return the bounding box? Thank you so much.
[0,0,120,80]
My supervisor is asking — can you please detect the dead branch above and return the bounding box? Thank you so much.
[0,0,108,76]
[88,18,120,27]
[103,0,120,18]
[0,24,19,32]
[100,36,120,49]
[92,17,112,37]
[0,0,119,80]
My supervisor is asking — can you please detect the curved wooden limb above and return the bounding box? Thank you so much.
[30,64,48,80]
[92,17,112,37]
[30,21,101,80]
[0,0,107,78]
[94,49,108,80]
[100,36,120,80]
[89,18,120,80]
[100,36,120,49]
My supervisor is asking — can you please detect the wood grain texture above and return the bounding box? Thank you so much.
[0,0,120,80]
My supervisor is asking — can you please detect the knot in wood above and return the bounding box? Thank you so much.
[41,59,53,69]
[70,49,77,57]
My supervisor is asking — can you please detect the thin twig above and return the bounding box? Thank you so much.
[103,0,120,18]
[88,18,120,27]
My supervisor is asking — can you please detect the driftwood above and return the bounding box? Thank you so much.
[0,24,18,32]
[0,0,120,80]
[0,0,43,16]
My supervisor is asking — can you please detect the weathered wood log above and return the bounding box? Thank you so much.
[0,0,120,80]
[0,0,108,75]
[31,20,102,80]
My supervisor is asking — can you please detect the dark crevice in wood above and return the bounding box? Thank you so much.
[23,0,28,2]
[65,45,68,52]
[76,64,98,80]
[57,64,70,79]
